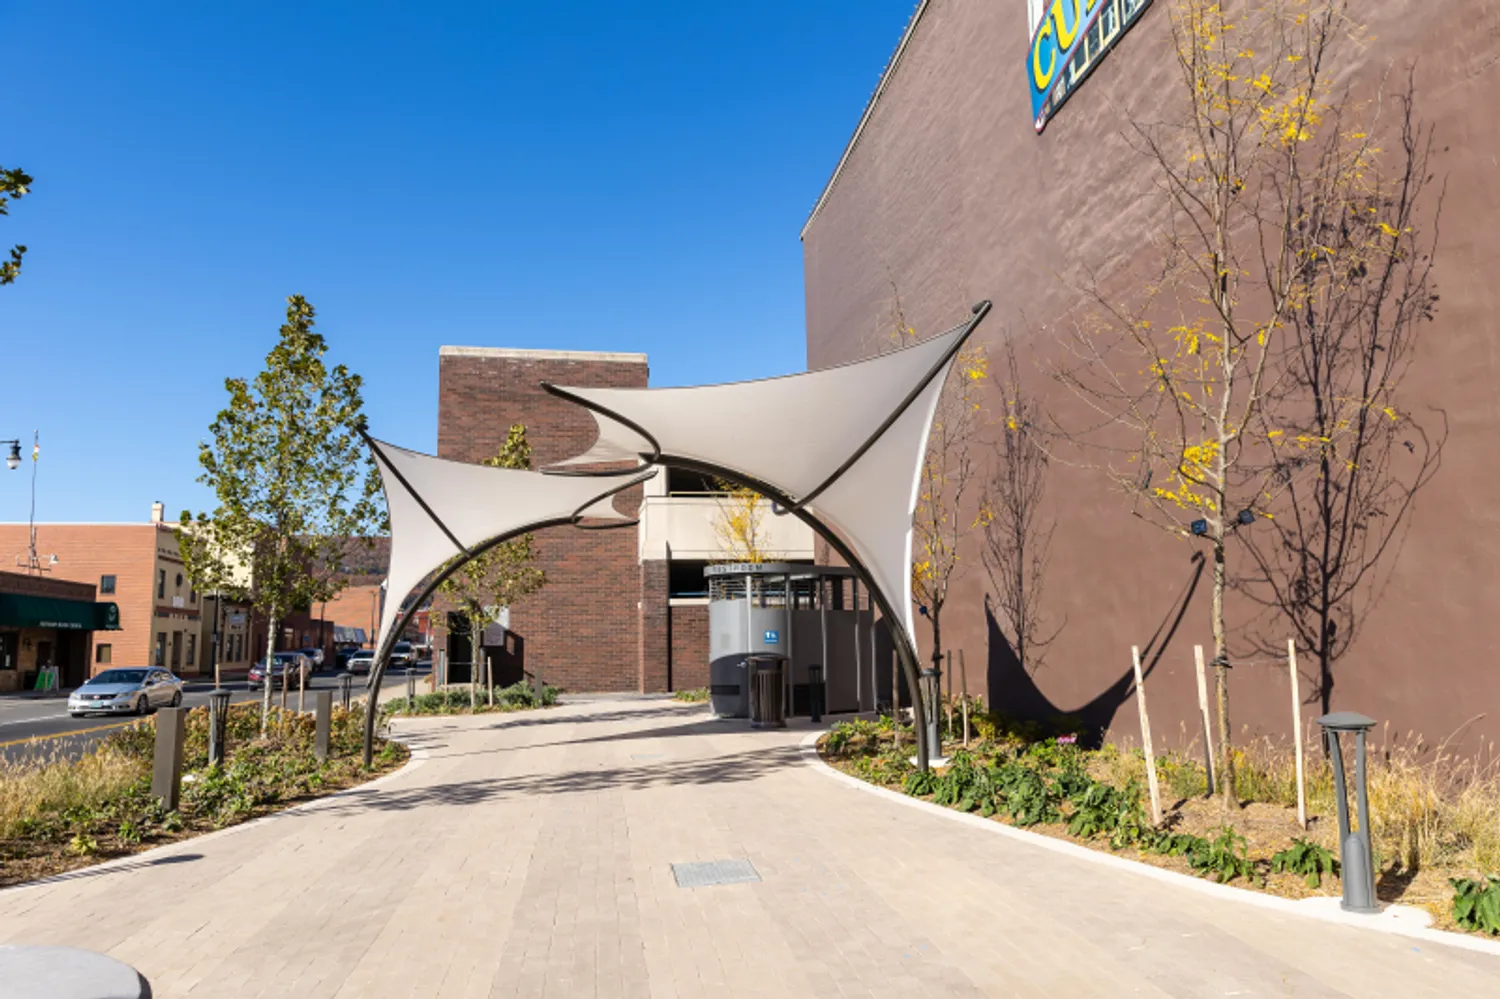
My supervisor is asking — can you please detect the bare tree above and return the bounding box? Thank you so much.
[1239,79,1444,713]
[980,340,1058,674]
[1052,0,1371,806]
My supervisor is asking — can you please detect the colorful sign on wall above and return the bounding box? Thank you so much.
[1028,0,1155,134]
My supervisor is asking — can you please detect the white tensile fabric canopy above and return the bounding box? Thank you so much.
[541,311,982,645]
[368,438,649,653]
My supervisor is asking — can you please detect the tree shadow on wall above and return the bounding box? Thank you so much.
[985,551,1205,748]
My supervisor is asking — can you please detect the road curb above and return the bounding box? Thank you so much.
[798,730,1500,960]
[0,732,429,897]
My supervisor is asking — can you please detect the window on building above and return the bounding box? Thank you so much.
[154,633,166,666]
[95,644,112,664]
[189,586,197,603]
[99,574,116,595]
[157,569,166,599]
[668,560,711,599]
[665,468,721,495]
[186,633,196,667]
[175,572,183,589]
[170,632,182,669]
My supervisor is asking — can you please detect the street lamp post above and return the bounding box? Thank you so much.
[2,440,20,471]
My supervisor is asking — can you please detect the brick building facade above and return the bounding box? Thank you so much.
[800,0,1500,749]
[433,346,815,693]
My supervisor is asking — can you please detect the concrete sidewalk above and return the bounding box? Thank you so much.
[0,699,1496,997]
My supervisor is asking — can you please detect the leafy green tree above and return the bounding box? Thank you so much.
[436,424,547,708]
[1,166,33,285]
[181,295,384,733]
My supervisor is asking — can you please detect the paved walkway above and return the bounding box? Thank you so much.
[0,698,1496,997]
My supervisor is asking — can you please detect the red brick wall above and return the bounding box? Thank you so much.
[639,560,669,692]
[669,603,710,692]
[0,524,156,668]
[437,348,648,692]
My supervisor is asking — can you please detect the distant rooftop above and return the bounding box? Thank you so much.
[439,346,648,364]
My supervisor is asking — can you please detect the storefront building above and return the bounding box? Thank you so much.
[0,570,119,691]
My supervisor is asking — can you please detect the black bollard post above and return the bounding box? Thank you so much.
[207,689,232,768]
[406,667,415,710]
[337,672,352,712]
[808,664,824,724]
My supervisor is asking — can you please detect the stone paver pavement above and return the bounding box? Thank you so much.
[1,697,1497,997]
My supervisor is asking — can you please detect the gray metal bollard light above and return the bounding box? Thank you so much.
[808,664,824,723]
[337,672,353,712]
[1317,711,1379,913]
[314,691,332,761]
[919,667,941,762]
[152,707,188,811]
[206,688,232,768]
[406,667,416,709]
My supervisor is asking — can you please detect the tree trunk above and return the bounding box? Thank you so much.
[262,619,277,736]
[468,610,480,710]
[930,608,944,750]
[1211,538,1236,809]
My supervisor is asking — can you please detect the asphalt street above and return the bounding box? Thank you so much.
[0,664,429,764]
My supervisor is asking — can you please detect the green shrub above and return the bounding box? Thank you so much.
[1271,838,1339,888]
[904,770,937,797]
[1186,826,1258,884]
[672,687,709,703]
[1450,876,1500,935]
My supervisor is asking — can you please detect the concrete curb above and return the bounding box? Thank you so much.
[0,731,430,898]
[799,731,1500,960]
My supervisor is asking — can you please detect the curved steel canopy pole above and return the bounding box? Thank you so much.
[360,466,653,766]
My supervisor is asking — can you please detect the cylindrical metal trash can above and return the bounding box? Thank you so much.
[748,655,786,729]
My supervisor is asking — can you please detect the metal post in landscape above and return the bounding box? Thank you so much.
[152,707,188,811]
[1318,712,1380,913]
[207,688,232,768]
[919,667,942,764]
[406,667,416,710]
[314,691,332,762]
[337,672,353,712]
[808,664,823,724]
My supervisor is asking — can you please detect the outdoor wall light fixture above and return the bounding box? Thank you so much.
[3,440,20,470]
[1189,510,1256,537]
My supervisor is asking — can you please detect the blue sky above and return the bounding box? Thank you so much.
[0,1,915,524]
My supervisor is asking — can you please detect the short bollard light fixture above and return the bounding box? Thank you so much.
[808,664,824,724]
[206,688,232,767]
[337,672,353,711]
[406,667,416,709]
[919,667,942,763]
[152,707,188,812]
[1317,711,1380,913]
[314,691,332,762]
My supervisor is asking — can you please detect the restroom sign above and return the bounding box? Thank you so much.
[763,629,780,644]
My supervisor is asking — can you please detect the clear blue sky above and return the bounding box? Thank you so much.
[0,1,915,524]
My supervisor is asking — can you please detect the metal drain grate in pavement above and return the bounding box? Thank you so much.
[671,859,761,888]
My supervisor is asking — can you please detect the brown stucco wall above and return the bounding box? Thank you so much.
[437,348,649,692]
[802,0,1500,751]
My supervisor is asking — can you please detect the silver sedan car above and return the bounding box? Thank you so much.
[68,667,185,717]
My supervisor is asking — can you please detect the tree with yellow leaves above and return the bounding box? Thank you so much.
[710,479,781,563]
[904,311,989,689]
[1054,0,1437,807]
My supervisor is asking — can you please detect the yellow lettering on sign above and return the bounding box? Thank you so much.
[1031,19,1056,91]
[1051,0,1091,51]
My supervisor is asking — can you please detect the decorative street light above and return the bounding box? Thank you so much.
[2,440,19,471]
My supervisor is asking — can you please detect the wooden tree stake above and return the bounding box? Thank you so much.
[1132,646,1162,826]
[1193,644,1216,796]
[1288,638,1308,830]
[959,649,970,749]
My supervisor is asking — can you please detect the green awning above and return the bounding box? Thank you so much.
[0,594,120,631]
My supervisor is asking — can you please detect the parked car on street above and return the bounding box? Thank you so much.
[248,652,310,691]
[68,668,183,717]
[391,641,416,666]
[346,649,375,675]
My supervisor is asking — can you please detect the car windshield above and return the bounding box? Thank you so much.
[89,669,147,685]
[351,651,372,659]
[394,643,411,651]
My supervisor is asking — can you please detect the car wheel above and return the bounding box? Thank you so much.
[135,695,148,716]
[70,712,83,718]
[170,690,183,708]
